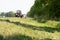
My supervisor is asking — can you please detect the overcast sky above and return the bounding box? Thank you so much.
[0,0,35,14]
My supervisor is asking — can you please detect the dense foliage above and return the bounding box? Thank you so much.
[27,0,60,20]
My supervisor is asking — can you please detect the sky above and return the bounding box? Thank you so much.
[0,0,35,14]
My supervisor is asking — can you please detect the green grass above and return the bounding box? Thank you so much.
[0,17,60,40]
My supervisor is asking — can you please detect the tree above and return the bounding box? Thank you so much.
[27,0,60,20]
[0,12,5,17]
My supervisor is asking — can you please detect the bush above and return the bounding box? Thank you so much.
[37,19,47,23]
[56,23,60,28]
[0,35,3,40]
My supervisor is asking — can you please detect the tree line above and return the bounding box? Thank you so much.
[0,10,25,18]
[27,0,60,21]
[0,11,15,17]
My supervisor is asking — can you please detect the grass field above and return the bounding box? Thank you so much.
[0,17,60,40]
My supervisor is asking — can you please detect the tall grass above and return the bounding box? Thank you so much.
[0,17,60,40]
